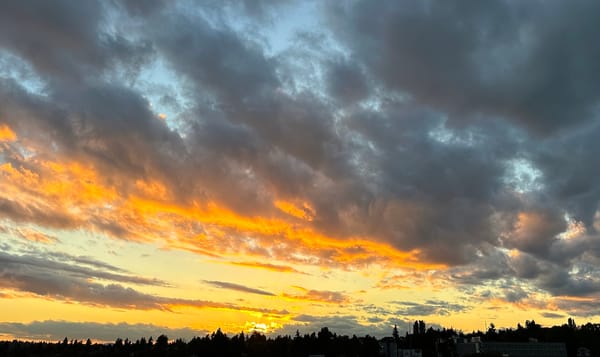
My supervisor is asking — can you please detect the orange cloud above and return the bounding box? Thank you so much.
[0,145,445,273]
[282,286,351,304]
[0,124,16,142]
[13,227,58,243]
[274,200,315,221]
[227,261,308,274]
[164,299,288,317]
[120,195,441,271]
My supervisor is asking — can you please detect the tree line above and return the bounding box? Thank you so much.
[2,319,600,357]
[0,327,380,357]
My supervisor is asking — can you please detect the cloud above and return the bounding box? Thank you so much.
[117,0,167,17]
[0,0,510,271]
[0,251,169,287]
[502,211,566,257]
[228,261,307,274]
[391,300,469,317]
[325,58,369,106]
[283,286,350,304]
[203,280,275,296]
[0,320,205,342]
[541,312,564,319]
[551,296,600,318]
[448,248,600,300]
[326,0,600,134]
[2,0,600,324]
[11,227,58,244]
[0,124,16,142]
[0,0,152,83]
[0,251,288,316]
[50,253,130,274]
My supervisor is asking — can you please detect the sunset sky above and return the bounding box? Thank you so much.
[2,0,600,342]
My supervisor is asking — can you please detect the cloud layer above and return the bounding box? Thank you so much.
[1,0,600,336]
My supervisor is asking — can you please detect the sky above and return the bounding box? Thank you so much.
[1,0,600,342]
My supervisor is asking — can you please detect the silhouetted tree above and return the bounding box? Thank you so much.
[393,324,400,343]
[155,334,168,350]
[489,323,496,333]
[247,331,268,357]
[114,338,123,348]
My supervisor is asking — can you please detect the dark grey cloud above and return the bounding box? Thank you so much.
[0,320,205,342]
[325,58,369,105]
[391,300,469,317]
[0,0,152,84]
[152,11,278,108]
[0,250,169,289]
[521,255,600,298]
[318,0,600,272]
[509,253,543,280]
[537,268,600,297]
[0,251,288,315]
[116,0,167,17]
[0,197,79,231]
[501,209,566,257]
[203,280,275,296]
[554,298,600,318]
[503,286,529,303]
[51,253,129,274]
[0,77,188,214]
[55,83,187,183]
[313,104,524,264]
[326,0,600,134]
[188,0,297,28]
[533,123,600,228]
[0,263,166,310]
[541,312,565,319]
[1,0,600,306]
[449,249,600,299]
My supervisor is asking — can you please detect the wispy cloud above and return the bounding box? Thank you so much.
[0,251,288,316]
[228,261,307,274]
[203,280,275,296]
[282,286,351,304]
[541,312,564,319]
[0,251,169,287]
[11,227,58,244]
[390,300,470,317]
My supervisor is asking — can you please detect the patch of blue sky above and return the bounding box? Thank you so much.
[264,1,322,56]
[428,118,481,147]
[133,57,188,132]
[0,50,46,96]
[503,157,544,194]
[219,0,340,98]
